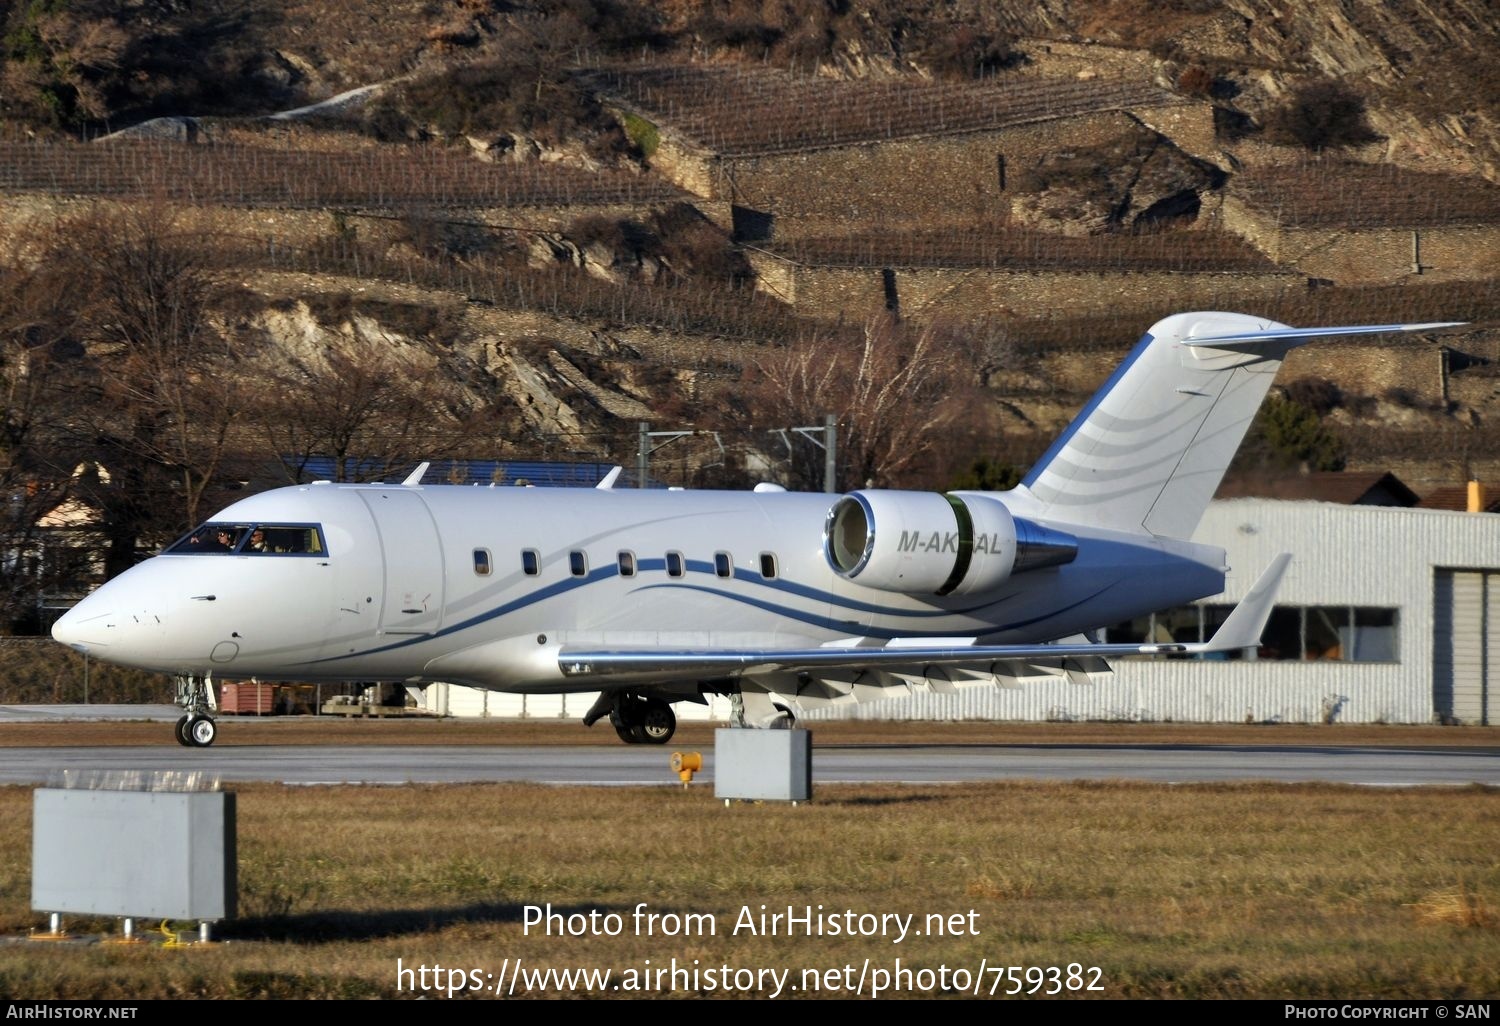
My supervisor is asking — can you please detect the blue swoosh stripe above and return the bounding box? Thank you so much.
[629,582,1115,639]
[308,566,1097,662]
[309,565,622,662]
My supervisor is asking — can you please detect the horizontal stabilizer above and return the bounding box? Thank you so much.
[1183,321,1465,348]
[1019,313,1467,540]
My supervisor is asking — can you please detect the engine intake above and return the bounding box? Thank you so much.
[824,490,1077,596]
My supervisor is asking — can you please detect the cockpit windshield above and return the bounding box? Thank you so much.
[166,523,326,556]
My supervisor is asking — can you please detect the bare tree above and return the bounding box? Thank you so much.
[40,205,257,576]
[253,325,481,484]
[0,248,95,631]
[749,316,980,491]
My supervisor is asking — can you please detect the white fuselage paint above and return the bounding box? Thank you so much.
[51,481,1225,693]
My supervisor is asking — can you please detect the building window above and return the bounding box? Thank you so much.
[666,551,684,578]
[569,550,588,577]
[521,549,540,576]
[1260,605,1400,662]
[760,552,778,579]
[714,551,733,578]
[473,548,492,576]
[1106,604,1400,662]
[618,551,636,577]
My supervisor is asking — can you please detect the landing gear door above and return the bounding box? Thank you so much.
[359,490,445,635]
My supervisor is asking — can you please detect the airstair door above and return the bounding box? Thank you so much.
[359,490,445,635]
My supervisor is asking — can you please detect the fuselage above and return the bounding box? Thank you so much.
[51,481,1225,692]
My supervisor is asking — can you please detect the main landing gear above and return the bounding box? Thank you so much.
[583,692,676,745]
[173,674,218,748]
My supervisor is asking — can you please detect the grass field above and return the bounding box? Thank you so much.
[0,720,1496,1000]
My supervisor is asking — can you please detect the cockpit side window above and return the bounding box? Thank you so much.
[166,523,325,556]
[168,524,246,553]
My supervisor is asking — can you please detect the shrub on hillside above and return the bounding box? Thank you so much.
[380,61,633,159]
[1285,377,1344,417]
[920,26,1020,80]
[1263,80,1381,151]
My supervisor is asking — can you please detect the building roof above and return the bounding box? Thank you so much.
[1416,483,1500,513]
[1214,471,1419,507]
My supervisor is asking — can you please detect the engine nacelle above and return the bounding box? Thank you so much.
[823,490,1077,596]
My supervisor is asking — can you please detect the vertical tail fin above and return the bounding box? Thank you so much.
[1018,312,1462,539]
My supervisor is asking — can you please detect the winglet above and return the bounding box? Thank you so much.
[596,466,624,490]
[402,461,430,486]
[1188,553,1292,654]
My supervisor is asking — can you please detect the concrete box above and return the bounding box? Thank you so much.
[714,728,812,802]
[32,789,237,921]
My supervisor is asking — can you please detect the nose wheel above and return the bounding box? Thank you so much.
[172,674,219,747]
[174,714,218,747]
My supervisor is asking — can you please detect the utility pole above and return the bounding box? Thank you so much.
[789,414,838,492]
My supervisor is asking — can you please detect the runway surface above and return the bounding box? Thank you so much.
[1,706,1495,786]
[2,741,1496,786]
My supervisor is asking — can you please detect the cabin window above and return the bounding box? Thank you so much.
[714,551,733,578]
[760,552,778,579]
[473,548,492,576]
[618,551,636,577]
[666,551,685,578]
[521,549,540,576]
[569,550,588,577]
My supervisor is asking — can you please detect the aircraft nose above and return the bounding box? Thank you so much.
[50,572,168,662]
[51,595,115,653]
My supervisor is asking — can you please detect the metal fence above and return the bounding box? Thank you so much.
[0,637,170,704]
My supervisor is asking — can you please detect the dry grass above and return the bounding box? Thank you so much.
[0,777,1496,999]
[1410,885,1495,930]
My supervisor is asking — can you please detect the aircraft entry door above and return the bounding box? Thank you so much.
[359,490,446,635]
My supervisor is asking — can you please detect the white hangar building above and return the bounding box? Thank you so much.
[419,498,1499,727]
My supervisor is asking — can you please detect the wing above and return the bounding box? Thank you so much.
[558,554,1291,685]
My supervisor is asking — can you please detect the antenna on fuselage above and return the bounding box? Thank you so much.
[402,461,430,487]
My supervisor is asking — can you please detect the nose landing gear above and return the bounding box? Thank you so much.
[173,675,218,747]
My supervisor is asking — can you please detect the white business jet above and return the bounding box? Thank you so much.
[52,312,1460,746]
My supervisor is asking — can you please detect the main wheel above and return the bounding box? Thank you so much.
[610,704,639,744]
[185,716,217,747]
[174,715,192,747]
[638,699,676,744]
